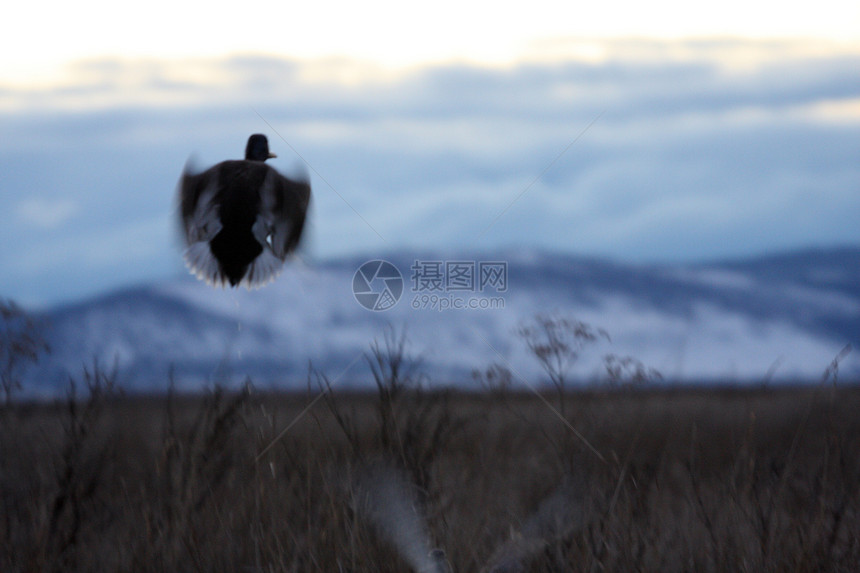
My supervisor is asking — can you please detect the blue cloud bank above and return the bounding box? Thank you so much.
[1,39,859,306]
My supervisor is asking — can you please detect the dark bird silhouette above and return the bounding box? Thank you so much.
[178,134,311,287]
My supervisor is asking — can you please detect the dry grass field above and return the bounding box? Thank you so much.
[2,356,859,572]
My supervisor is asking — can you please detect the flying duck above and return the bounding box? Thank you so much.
[178,134,311,287]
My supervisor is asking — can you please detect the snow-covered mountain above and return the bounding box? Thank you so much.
[21,247,860,396]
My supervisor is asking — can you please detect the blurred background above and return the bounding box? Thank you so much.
[2,9,859,566]
[2,0,859,308]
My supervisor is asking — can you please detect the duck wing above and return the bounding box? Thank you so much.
[243,168,310,286]
[253,168,312,259]
[178,163,226,284]
[179,162,222,244]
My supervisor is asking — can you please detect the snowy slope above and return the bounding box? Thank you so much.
[21,248,860,396]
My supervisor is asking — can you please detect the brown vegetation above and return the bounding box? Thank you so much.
[2,307,857,571]
[2,360,859,571]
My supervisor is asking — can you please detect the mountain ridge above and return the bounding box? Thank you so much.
[17,246,860,397]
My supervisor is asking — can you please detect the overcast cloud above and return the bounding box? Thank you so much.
[1,39,858,306]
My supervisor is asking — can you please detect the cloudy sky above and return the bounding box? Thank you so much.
[1,1,859,307]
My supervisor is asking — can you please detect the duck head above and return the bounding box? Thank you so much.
[245,134,277,162]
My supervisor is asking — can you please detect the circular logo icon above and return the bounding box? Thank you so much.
[352,260,403,311]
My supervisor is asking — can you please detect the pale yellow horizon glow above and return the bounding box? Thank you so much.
[3,0,859,85]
